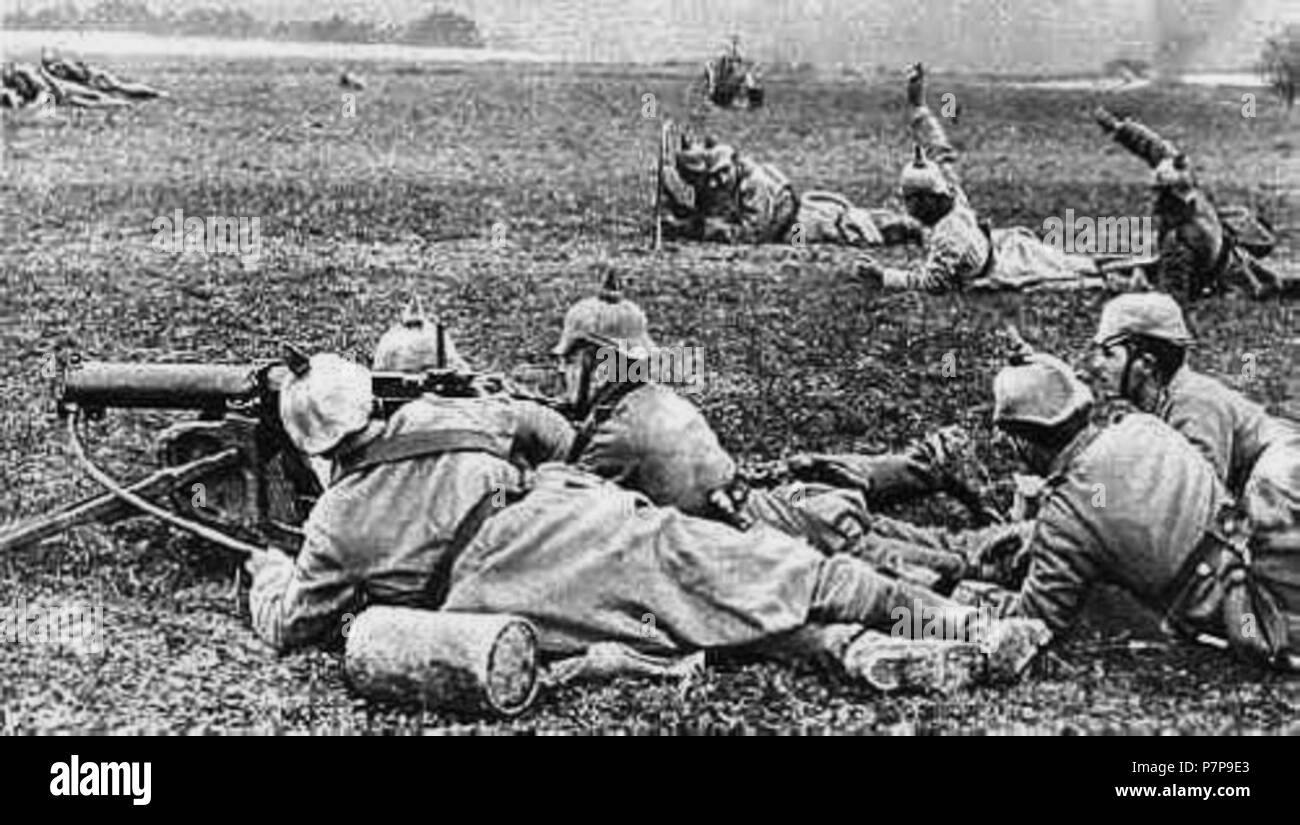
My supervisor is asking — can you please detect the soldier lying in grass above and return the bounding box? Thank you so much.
[1093,106,1296,301]
[960,353,1300,671]
[660,131,923,248]
[855,63,1134,293]
[549,269,1021,576]
[246,352,1050,693]
[1088,292,1300,539]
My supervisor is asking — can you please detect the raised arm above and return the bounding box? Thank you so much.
[907,63,962,186]
[1094,106,1179,169]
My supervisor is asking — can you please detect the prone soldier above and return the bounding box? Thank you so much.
[1092,106,1294,300]
[968,354,1300,670]
[368,276,1025,589]
[857,63,1127,293]
[548,271,1024,587]
[246,352,1050,693]
[1088,292,1300,536]
[660,132,923,248]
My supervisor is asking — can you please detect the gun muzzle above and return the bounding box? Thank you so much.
[60,362,260,416]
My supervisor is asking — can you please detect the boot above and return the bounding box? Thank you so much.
[977,617,1052,683]
[842,630,985,694]
[841,616,1050,693]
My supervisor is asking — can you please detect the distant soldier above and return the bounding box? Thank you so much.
[1,62,52,109]
[856,63,1120,293]
[35,62,131,110]
[42,51,164,101]
[661,133,923,248]
[703,35,763,108]
[1089,292,1300,534]
[1093,105,1292,300]
[972,354,1299,670]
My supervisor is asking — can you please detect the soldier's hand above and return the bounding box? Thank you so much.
[245,547,293,580]
[905,62,925,106]
[999,325,1036,365]
[968,521,1034,587]
[854,255,885,288]
[786,453,873,494]
[1092,105,1119,133]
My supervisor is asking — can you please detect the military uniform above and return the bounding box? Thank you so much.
[252,394,978,665]
[568,380,735,518]
[554,274,975,555]
[255,350,1051,689]
[700,153,800,245]
[1159,367,1300,530]
[999,403,1298,668]
[1097,111,1291,300]
[664,141,919,247]
[1005,414,1226,628]
[875,105,1102,293]
[567,375,1009,582]
[1,63,50,108]
[1092,293,1300,533]
[249,395,571,650]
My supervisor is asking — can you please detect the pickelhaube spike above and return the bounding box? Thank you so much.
[283,342,312,377]
[599,268,622,303]
[400,294,427,327]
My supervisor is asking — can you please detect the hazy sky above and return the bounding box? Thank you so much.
[20,0,1300,70]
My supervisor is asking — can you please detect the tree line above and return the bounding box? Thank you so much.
[4,1,485,48]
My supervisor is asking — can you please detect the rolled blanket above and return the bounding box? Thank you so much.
[344,607,541,717]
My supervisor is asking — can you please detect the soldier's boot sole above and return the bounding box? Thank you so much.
[982,618,1052,683]
[844,633,986,695]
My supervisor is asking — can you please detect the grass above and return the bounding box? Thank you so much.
[1,60,1297,733]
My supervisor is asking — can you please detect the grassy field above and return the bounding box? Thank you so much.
[1,58,1297,733]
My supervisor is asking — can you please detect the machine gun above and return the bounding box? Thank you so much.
[0,350,569,558]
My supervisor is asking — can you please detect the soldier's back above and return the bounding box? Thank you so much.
[572,382,735,516]
[1049,413,1227,602]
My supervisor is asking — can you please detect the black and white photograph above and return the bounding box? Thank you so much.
[1,0,1297,759]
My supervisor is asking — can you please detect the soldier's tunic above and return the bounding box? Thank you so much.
[1004,413,1300,666]
[8,65,44,101]
[1103,116,1290,300]
[250,395,958,657]
[569,379,996,561]
[442,463,829,654]
[666,151,918,248]
[696,155,801,245]
[879,105,1101,293]
[1159,367,1300,530]
[569,381,735,519]
[249,396,572,651]
[42,56,164,100]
